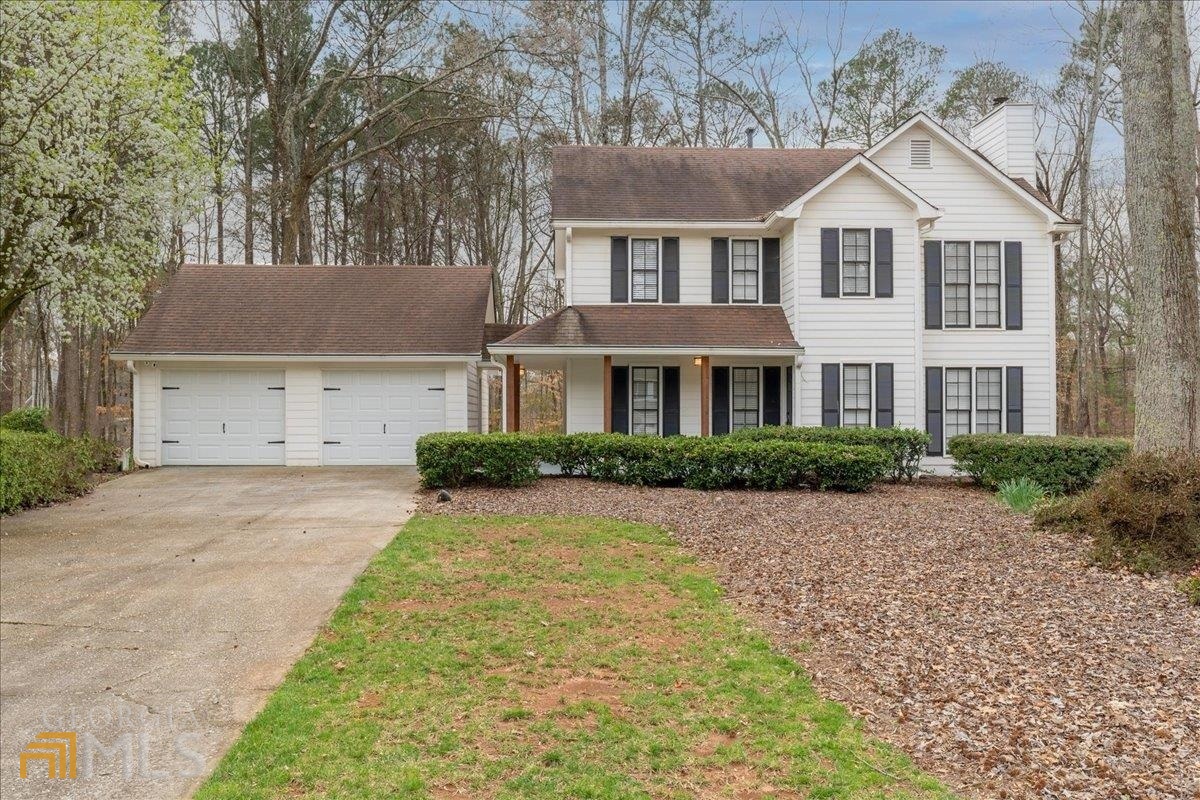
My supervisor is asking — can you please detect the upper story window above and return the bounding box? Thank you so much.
[631,238,659,302]
[841,229,871,296]
[731,239,759,302]
[974,242,1001,327]
[910,138,932,168]
[944,242,971,328]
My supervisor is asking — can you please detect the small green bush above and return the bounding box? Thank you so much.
[0,430,119,513]
[996,477,1047,513]
[726,426,929,482]
[416,432,891,492]
[1036,452,1199,574]
[1178,575,1200,606]
[949,433,1131,494]
[0,406,50,433]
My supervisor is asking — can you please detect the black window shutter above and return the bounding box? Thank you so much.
[662,237,680,304]
[610,237,628,303]
[821,228,839,297]
[875,228,893,298]
[662,366,681,435]
[785,367,794,425]
[925,367,943,455]
[711,238,729,303]
[763,366,781,425]
[611,365,629,434]
[821,363,840,427]
[1006,366,1024,433]
[924,240,942,329]
[711,366,730,434]
[1005,241,1023,330]
[875,363,894,427]
[763,238,781,304]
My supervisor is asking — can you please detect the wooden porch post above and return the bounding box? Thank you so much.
[602,355,612,433]
[506,355,520,432]
[699,356,711,436]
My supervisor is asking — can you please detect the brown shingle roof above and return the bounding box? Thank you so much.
[551,146,860,221]
[114,264,492,356]
[482,323,526,358]
[492,305,801,351]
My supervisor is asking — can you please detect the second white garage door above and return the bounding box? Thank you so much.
[322,369,446,465]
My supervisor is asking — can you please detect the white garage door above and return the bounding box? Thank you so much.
[322,369,446,465]
[160,370,286,465]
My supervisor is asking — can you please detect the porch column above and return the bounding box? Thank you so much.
[506,355,520,432]
[699,356,711,436]
[602,355,612,433]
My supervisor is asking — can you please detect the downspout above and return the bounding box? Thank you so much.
[123,361,149,468]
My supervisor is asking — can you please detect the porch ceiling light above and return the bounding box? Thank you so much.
[693,357,702,366]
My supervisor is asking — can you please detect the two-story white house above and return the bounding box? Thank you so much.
[489,104,1078,464]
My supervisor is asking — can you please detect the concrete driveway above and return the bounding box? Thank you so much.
[0,467,416,799]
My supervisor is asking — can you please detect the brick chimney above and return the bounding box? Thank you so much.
[969,101,1035,183]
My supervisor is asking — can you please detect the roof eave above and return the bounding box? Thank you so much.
[487,345,804,357]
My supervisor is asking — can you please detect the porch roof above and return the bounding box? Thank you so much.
[488,305,802,355]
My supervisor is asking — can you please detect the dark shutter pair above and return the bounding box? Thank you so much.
[711,238,781,303]
[611,237,680,303]
[924,365,1023,456]
[709,366,784,434]
[609,365,681,435]
[923,240,1023,329]
[821,363,895,428]
[820,228,893,298]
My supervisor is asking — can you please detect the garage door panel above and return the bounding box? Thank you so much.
[161,371,286,465]
[322,369,446,465]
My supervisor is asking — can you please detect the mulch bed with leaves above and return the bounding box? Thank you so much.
[420,479,1199,800]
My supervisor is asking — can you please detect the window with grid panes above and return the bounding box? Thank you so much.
[944,243,970,327]
[631,239,658,302]
[976,368,1002,432]
[945,368,972,443]
[841,229,870,296]
[732,367,759,430]
[631,367,659,435]
[975,242,1001,327]
[842,365,871,428]
[731,239,759,302]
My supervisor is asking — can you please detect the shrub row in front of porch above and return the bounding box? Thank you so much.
[416,431,893,492]
[725,425,929,481]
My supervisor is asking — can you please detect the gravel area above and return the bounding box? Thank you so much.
[420,479,1199,800]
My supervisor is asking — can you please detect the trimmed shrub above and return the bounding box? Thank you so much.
[0,406,50,433]
[1035,452,1200,574]
[0,430,119,513]
[726,426,929,482]
[948,433,1131,494]
[415,432,891,492]
[1179,575,1200,607]
[996,477,1047,513]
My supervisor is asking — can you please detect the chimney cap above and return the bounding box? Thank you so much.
[745,126,756,148]
[992,95,1009,107]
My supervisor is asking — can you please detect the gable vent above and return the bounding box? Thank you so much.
[910,138,932,168]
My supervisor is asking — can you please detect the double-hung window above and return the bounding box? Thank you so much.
[731,239,759,302]
[631,367,659,435]
[841,229,871,296]
[631,239,659,302]
[975,367,1002,432]
[974,242,1001,327]
[944,242,971,327]
[731,367,759,430]
[842,365,871,428]
[945,368,972,441]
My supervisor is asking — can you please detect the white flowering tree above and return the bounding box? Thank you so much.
[0,0,204,329]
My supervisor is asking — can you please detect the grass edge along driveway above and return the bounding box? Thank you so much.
[196,514,952,800]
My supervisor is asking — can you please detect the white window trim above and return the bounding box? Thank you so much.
[940,365,1007,451]
[629,365,663,435]
[729,237,764,305]
[629,237,663,304]
[839,362,874,429]
[835,227,876,299]
[941,240,1007,330]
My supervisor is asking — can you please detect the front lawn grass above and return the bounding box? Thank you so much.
[197,514,952,799]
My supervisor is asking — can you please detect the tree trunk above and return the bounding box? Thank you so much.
[1121,0,1200,454]
[243,92,254,264]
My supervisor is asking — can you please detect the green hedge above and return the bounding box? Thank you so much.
[726,425,929,481]
[0,406,50,433]
[416,432,891,493]
[948,433,1131,494]
[0,430,120,514]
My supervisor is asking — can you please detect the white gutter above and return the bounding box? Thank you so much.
[109,353,483,363]
[487,345,804,357]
